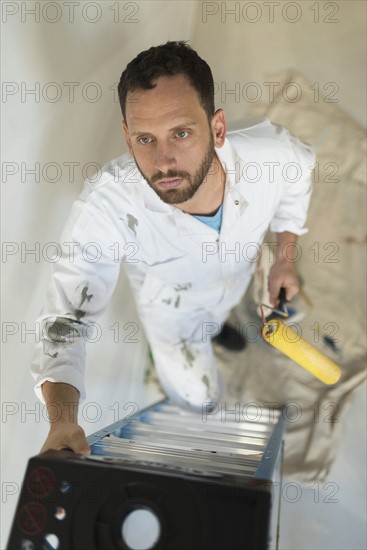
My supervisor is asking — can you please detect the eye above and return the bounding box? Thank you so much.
[175,130,189,139]
[138,136,152,145]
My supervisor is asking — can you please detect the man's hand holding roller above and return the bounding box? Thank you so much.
[268,231,300,308]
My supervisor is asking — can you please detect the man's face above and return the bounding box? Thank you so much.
[122,74,218,205]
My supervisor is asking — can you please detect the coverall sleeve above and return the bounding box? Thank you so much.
[30,183,123,403]
[270,127,316,236]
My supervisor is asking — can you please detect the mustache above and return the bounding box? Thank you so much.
[150,170,191,185]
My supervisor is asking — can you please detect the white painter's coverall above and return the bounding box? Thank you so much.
[31,118,315,408]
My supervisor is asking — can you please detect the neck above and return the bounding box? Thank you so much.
[174,154,226,215]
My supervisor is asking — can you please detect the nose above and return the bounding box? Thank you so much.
[154,141,176,173]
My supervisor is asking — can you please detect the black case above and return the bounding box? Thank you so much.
[7,400,286,550]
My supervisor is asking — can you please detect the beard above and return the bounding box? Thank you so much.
[134,131,216,205]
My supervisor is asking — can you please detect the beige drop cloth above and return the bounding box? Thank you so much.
[221,69,366,481]
[145,69,367,482]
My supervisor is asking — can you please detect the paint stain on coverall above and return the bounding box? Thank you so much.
[44,317,82,358]
[126,213,139,236]
[162,283,191,308]
[75,284,93,320]
[43,284,93,357]
[202,375,210,396]
[180,342,195,367]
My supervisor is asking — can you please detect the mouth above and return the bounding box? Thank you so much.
[157,178,183,189]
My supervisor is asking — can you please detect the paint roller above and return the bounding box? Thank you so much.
[261,288,341,385]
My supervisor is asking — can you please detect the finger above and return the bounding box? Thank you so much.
[40,430,91,455]
[71,434,91,455]
[55,439,90,454]
[285,281,300,301]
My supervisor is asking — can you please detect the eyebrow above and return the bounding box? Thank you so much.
[130,122,197,137]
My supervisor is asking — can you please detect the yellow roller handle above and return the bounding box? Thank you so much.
[262,319,341,385]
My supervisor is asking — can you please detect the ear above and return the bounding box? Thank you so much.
[211,109,226,148]
[122,121,133,156]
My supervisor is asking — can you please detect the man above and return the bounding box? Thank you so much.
[32,41,315,454]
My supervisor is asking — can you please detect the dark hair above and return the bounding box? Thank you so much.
[118,41,215,122]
